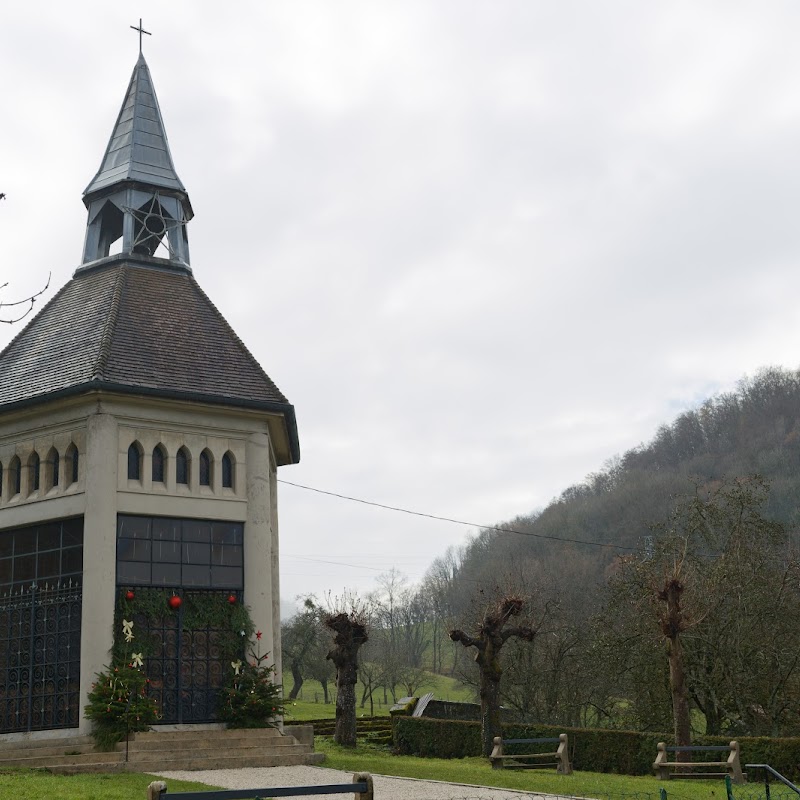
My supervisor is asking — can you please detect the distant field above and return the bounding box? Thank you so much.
[281,668,475,721]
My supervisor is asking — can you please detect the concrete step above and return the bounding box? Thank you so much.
[126,736,303,753]
[128,751,326,772]
[0,743,99,759]
[126,743,314,763]
[0,734,96,753]
[0,750,124,768]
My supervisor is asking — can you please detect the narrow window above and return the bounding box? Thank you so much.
[10,457,20,495]
[0,462,3,498]
[52,451,60,487]
[30,452,40,492]
[152,445,165,483]
[176,448,189,485]
[199,450,211,487]
[66,444,79,485]
[128,443,141,481]
[222,452,234,489]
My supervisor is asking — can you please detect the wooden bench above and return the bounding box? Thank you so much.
[147,773,373,800]
[653,741,745,784]
[490,734,572,774]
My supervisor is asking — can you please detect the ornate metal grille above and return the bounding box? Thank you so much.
[0,581,82,733]
[136,589,241,724]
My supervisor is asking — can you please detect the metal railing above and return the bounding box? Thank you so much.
[743,764,800,799]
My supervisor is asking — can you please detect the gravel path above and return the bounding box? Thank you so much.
[156,764,576,800]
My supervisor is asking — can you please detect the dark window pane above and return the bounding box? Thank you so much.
[118,539,151,562]
[11,459,20,495]
[37,525,61,551]
[118,516,150,539]
[211,544,242,567]
[152,518,180,541]
[14,531,36,555]
[14,554,36,583]
[31,454,40,491]
[0,558,11,586]
[0,535,12,558]
[222,454,233,489]
[62,519,83,546]
[182,521,211,542]
[117,561,150,585]
[182,565,210,587]
[199,451,210,486]
[0,462,2,498]
[211,566,243,588]
[152,447,165,483]
[61,547,83,574]
[176,449,188,485]
[152,563,181,586]
[152,540,181,563]
[183,542,210,565]
[52,452,59,487]
[70,447,79,484]
[211,523,242,545]
[127,444,141,481]
[37,550,60,580]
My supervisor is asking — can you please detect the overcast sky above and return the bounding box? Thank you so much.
[3,3,800,610]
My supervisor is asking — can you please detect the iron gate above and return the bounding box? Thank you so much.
[135,590,241,724]
[0,581,82,733]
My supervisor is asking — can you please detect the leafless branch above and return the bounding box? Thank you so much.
[0,273,51,325]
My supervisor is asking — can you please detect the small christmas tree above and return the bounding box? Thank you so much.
[218,645,284,728]
[84,619,159,749]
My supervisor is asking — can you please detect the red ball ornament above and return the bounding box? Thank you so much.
[125,590,135,601]
[227,594,237,605]
[168,595,182,610]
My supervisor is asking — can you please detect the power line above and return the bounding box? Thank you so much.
[277,479,627,550]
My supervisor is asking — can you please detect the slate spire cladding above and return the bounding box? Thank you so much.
[0,53,299,465]
[81,54,192,266]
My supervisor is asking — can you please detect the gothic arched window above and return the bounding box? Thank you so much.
[152,445,166,483]
[199,450,212,487]
[9,456,21,496]
[29,452,40,493]
[222,452,234,489]
[176,447,189,485]
[128,442,142,481]
[66,443,79,485]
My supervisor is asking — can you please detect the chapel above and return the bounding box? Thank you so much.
[0,49,297,735]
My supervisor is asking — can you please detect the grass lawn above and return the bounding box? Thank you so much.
[0,769,217,800]
[281,669,475,721]
[316,738,738,799]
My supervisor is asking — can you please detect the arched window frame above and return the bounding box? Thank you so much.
[176,447,190,486]
[152,444,166,484]
[29,452,41,494]
[128,442,143,482]
[65,443,79,486]
[9,456,21,496]
[44,446,60,492]
[222,451,235,490]
[199,449,212,487]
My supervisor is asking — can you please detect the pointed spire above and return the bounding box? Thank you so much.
[84,54,185,197]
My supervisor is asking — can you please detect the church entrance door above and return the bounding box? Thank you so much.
[136,589,241,724]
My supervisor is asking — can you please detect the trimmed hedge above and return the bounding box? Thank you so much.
[392,717,800,779]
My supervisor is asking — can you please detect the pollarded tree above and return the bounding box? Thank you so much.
[450,595,537,757]
[324,593,371,747]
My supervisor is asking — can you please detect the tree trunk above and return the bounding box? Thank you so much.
[479,666,502,758]
[667,634,692,755]
[288,661,304,700]
[334,669,357,746]
[321,679,329,704]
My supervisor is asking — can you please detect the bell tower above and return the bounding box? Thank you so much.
[80,53,192,268]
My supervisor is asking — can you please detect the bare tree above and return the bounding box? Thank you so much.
[450,595,537,757]
[324,593,371,747]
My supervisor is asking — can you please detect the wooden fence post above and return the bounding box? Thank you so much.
[557,733,572,775]
[147,781,167,800]
[353,772,373,800]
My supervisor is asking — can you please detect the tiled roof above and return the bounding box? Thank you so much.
[0,261,290,412]
[84,54,185,196]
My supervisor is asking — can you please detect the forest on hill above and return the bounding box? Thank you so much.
[284,366,800,739]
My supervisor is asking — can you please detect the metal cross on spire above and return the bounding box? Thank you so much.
[130,18,151,55]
